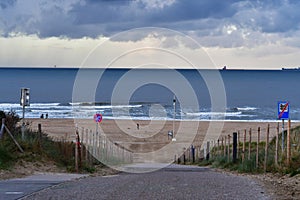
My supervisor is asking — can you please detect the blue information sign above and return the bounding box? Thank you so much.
[278,101,289,119]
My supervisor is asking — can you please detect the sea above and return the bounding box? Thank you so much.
[0,67,300,122]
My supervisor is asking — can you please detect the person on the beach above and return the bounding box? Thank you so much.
[137,123,139,130]
[40,114,44,119]
[45,113,48,119]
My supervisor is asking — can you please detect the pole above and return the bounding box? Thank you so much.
[237,131,240,159]
[75,137,78,173]
[38,123,42,148]
[233,132,237,163]
[22,105,25,140]
[0,118,5,139]
[224,137,226,156]
[217,139,220,156]
[221,137,224,156]
[5,126,24,153]
[242,129,246,163]
[173,95,176,138]
[287,119,291,166]
[248,128,252,160]
[227,135,230,162]
[256,127,260,168]
[96,122,98,134]
[275,122,279,167]
[282,119,285,153]
[264,124,270,173]
[206,141,210,161]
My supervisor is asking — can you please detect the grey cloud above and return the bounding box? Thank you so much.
[0,0,300,49]
[0,0,16,9]
[0,0,241,38]
[232,0,300,33]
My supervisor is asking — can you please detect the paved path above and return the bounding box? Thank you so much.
[0,173,87,200]
[21,164,271,200]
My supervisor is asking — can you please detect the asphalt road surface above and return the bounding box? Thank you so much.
[20,164,271,200]
[0,173,87,200]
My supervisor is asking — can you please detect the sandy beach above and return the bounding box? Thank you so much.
[28,118,300,153]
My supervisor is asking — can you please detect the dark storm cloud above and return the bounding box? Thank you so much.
[0,0,300,44]
[69,0,239,36]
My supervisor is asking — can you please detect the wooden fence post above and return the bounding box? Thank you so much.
[92,131,96,156]
[256,127,260,168]
[0,118,5,139]
[4,124,24,153]
[217,139,220,156]
[89,129,93,163]
[75,140,78,173]
[38,123,42,148]
[227,135,230,162]
[75,129,81,173]
[80,127,84,164]
[100,132,102,159]
[275,122,279,167]
[224,137,226,156]
[211,141,214,158]
[242,129,246,163]
[38,123,42,137]
[264,124,270,172]
[105,135,108,161]
[85,129,89,163]
[287,119,291,166]
[248,128,252,160]
[233,132,237,163]
[206,141,210,161]
[221,137,224,156]
[183,148,186,164]
[192,145,195,163]
[195,146,198,161]
[237,131,240,159]
[188,147,191,162]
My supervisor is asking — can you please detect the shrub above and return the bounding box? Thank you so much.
[0,110,20,135]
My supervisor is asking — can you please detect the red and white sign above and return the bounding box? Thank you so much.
[94,113,103,123]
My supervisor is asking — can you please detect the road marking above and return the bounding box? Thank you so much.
[102,175,119,178]
[5,191,24,195]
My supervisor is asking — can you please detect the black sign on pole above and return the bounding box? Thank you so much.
[20,88,30,107]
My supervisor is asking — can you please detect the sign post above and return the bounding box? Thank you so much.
[94,113,103,135]
[173,95,176,141]
[278,101,289,153]
[20,88,30,140]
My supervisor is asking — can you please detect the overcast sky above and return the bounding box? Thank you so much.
[1,0,300,69]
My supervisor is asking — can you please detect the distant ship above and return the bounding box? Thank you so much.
[282,67,300,71]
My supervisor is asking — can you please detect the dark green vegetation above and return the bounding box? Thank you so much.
[0,110,100,173]
[198,126,300,176]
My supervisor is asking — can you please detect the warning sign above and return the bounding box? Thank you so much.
[94,113,103,123]
[278,101,289,119]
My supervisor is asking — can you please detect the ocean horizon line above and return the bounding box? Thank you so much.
[0,66,284,71]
